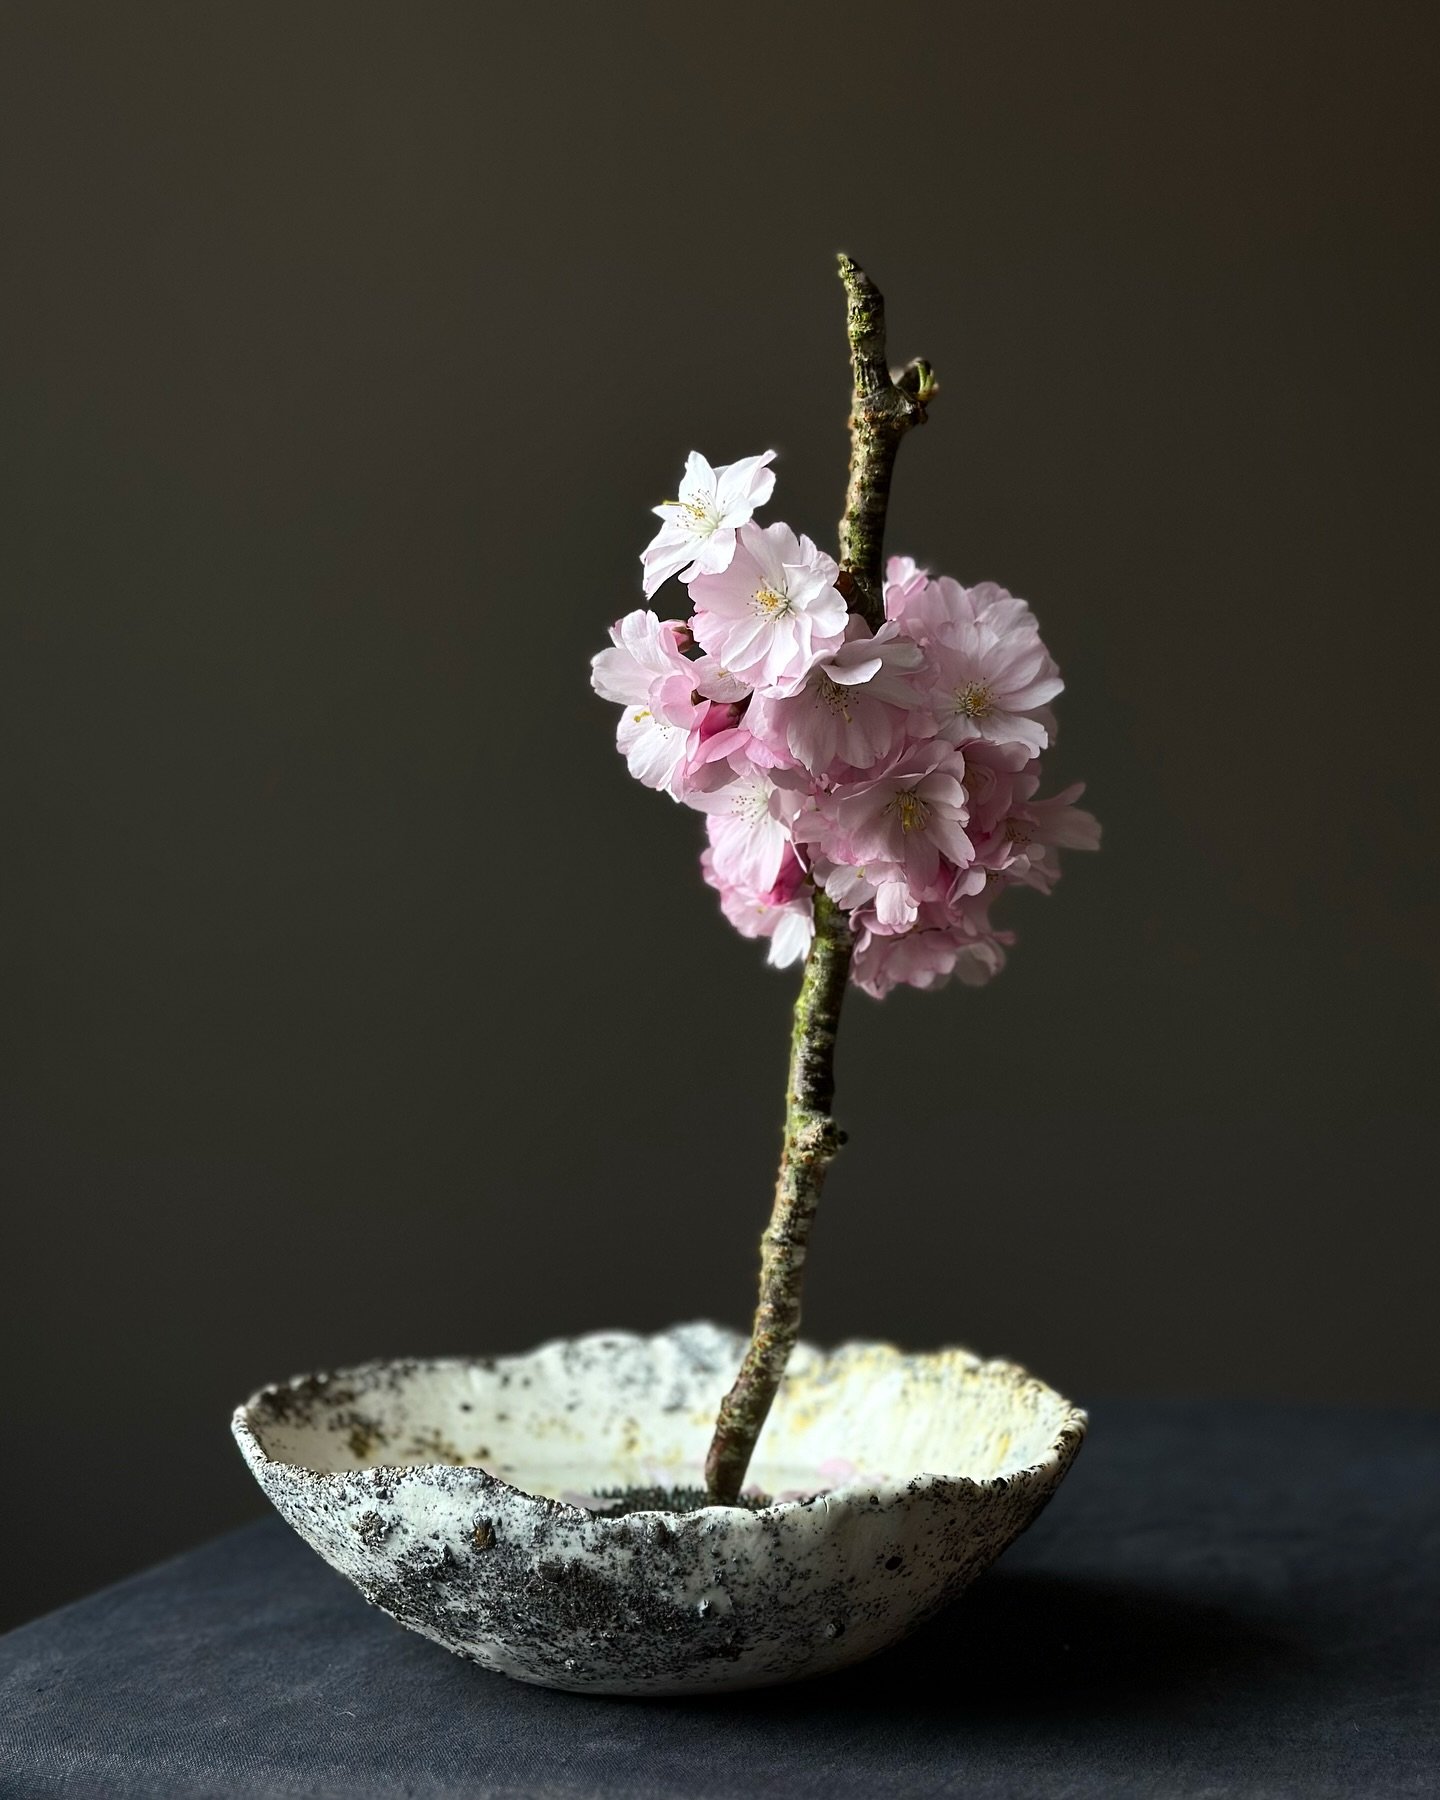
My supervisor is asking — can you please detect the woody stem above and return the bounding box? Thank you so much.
[702,256,935,1505]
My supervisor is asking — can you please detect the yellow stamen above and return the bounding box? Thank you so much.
[659,499,715,527]
[817,675,852,722]
[954,681,993,720]
[892,790,930,833]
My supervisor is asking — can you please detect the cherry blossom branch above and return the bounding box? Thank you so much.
[703,891,852,1504]
[836,254,937,631]
[703,258,936,1506]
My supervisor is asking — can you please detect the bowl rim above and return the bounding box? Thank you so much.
[231,1323,1088,1526]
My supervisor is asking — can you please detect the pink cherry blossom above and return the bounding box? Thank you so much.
[882,554,930,620]
[610,699,695,793]
[813,856,919,933]
[701,848,815,969]
[641,450,777,597]
[984,777,1100,893]
[596,500,1096,990]
[921,619,1063,759]
[886,568,1039,648]
[590,608,693,709]
[689,655,753,703]
[689,763,806,894]
[689,521,848,699]
[851,892,1013,998]
[803,739,975,911]
[954,737,1029,837]
[745,620,925,777]
[964,580,1041,641]
[592,609,746,800]
[591,610,696,787]
[851,914,967,996]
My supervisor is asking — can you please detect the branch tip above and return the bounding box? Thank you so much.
[835,260,938,629]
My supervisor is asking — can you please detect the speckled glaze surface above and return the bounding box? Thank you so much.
[232,1322,1085,1695]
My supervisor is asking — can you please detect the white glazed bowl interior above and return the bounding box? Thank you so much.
[234,1322,1085,1694]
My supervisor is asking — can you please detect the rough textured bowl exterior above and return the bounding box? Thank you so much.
[232,1322,1086,1696]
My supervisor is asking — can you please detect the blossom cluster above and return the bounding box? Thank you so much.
[591,451,1098,997]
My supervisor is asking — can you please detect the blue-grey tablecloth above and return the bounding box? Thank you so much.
[2,1400,1436,1798]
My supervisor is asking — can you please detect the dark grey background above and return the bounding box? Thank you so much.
[2,2,1436,1633]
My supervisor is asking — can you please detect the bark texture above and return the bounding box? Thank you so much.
[703,257,935,1505]
[835,253,937,631]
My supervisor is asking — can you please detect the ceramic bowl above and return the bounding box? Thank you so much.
[232,1321,1085,1695]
